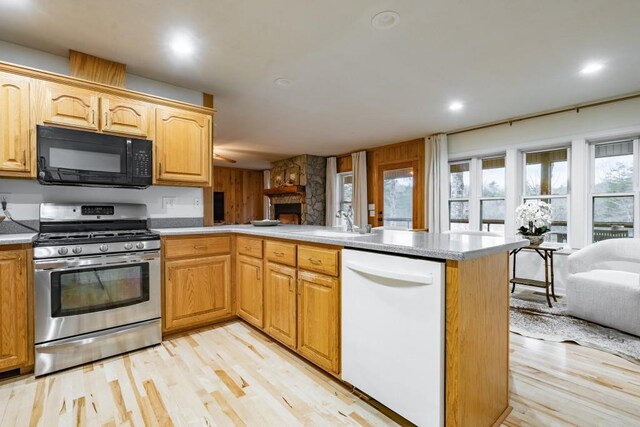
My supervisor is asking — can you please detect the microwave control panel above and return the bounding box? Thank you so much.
[133,150,152,177]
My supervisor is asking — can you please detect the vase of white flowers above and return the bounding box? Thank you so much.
[515,201,553,246]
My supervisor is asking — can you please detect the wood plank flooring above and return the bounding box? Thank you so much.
[1,321,639,426]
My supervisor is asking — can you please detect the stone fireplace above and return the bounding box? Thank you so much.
[266,154,326,225]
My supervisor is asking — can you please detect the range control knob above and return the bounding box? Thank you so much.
[72,247,82,254]
[124,243,134,250]
[57,247,69,255]
[136,242,145,250]
[99,244,109,252]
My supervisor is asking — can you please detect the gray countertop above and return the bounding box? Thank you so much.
[151,225,528,260]
[0,233,38,245]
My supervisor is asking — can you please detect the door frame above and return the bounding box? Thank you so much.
[376,160,424,230]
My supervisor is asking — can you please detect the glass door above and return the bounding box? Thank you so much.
[378,162,417,229]
[51,263,149,317]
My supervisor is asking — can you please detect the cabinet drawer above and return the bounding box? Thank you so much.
[237,236,263,259]
[265,240,297,267]
[298,246,340,277]
[164,236,231,259]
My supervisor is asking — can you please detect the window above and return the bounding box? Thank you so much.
[523,148,569,243]
[590,139,638,242]
[480,157,506,235]
[449,162,470,231]
[338,172,353,220]
[382,167,414,229]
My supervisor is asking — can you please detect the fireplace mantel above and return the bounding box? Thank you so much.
[263,185,306,203]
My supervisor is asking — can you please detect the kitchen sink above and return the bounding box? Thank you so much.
[292,230,366,238]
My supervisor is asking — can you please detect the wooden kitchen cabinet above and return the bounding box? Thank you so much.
[297,270,340,374]
[163,254,232,333]
[265,261,297,348]
[100,94,152,138]
[155,106,211,186]
[236,255,264,328]
[39,81,100,131]
[0,72,32,178]
[0,248,30,373]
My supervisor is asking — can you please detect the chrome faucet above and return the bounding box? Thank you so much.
[337,205,355,232]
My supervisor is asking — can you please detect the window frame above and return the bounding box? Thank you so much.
[479,156,506,235]
[587,137,640,243]
[521,146,571,244]
[337,171,353,226]
[448,159,472,231]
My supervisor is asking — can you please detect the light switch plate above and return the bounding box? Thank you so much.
[162,197,176,209]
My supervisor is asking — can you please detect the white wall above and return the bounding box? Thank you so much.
[0,179,203,219]
[447,96,640,295]
[0,40,203,104]
[449,97,640,156]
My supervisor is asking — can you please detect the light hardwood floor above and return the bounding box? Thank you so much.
[1,321,639,426]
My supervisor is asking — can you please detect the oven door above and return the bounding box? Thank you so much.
[37,125,131,187]
[34,251,161,344]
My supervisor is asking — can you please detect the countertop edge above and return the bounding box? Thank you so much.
[150,226,529,261]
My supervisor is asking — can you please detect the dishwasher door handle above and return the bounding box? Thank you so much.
[345,261,433,285]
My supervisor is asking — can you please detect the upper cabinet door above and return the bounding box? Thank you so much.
[40,82,99,131]
[155,107,211,186]
[0,73,31,175]
[100,95,151,138]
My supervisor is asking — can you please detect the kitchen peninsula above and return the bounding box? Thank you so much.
[152,225,527,426]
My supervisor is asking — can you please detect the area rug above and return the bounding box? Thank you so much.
[510,291,640,365]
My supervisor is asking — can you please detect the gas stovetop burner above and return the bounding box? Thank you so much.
[33,203,161,259]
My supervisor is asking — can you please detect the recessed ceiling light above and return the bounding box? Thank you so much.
[372,11,400,30]
[170,34,195,57]
[580,61,604,75]
[274,78,293,87]
[449,101,464,112]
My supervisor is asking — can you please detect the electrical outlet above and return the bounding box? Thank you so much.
[194,198,202,207]
[162,196,176,209]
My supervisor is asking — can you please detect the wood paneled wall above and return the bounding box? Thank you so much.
[336,138,427,229]
[204,167,264,225]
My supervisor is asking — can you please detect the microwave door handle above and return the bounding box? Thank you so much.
[126,139,133,178]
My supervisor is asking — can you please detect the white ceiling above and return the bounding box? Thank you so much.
[1,0,640,169]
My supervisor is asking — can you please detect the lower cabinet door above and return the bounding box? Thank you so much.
[265,261,297,348]
[164,255,231,332]
[236,255,264,328]
[297,270,340,374]
[0,249,29,372]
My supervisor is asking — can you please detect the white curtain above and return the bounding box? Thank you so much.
[263,170,271,219]
[325,157,337,226]
[351,151,368,229]
[428,134,448,233]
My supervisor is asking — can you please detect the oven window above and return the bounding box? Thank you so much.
[49,147,123,173]
[51,263,150,317]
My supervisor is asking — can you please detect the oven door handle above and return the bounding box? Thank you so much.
[34,252,160,271]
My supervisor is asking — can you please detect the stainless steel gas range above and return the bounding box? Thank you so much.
[33,203,161,376]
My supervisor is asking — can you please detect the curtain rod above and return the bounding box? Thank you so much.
[445,92,640,137]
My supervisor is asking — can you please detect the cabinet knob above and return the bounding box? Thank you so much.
[308,257,322,265]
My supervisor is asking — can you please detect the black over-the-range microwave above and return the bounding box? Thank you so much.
[37,125,153,189]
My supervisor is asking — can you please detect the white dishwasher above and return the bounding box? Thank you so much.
[342,249,444,427]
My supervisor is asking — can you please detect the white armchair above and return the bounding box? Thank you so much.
[566,238,640,336]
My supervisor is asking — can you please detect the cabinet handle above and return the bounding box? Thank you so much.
[256,268,260,281]
[289,278,294,293]
[296,278,302,295]
[22,150,26,166]
[159,162,163,175]
[274,251,284,257]
[104,112,109,127]
[193,245,207,249]
[18,255,23,276]
[308,257,322,265]
[244,246,251,252]
[92,110,95,125]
